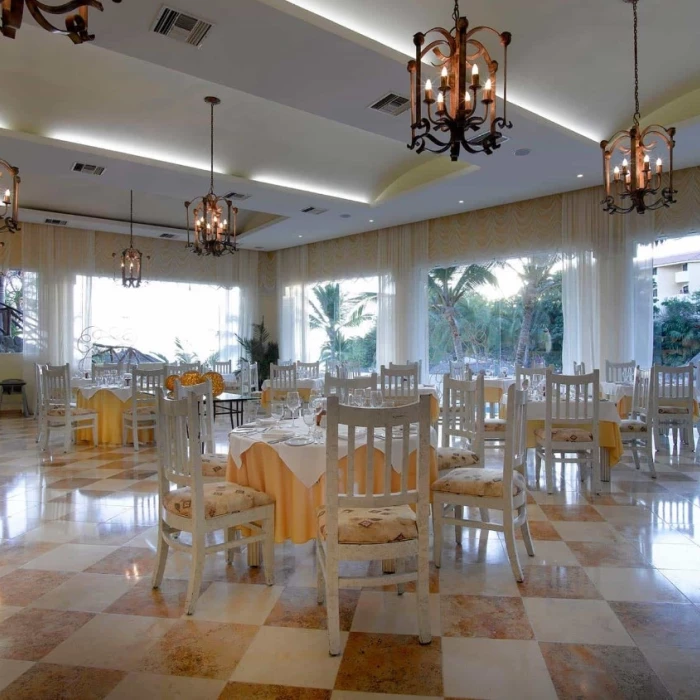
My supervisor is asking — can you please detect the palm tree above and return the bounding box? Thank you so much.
[510,255,561,366]
[308,283,375,362]
[428,265,497,360]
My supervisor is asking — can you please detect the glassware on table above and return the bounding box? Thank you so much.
[270,400,284,427]
[352,389,366,407]
[301,406,315,437]
[286,391,301,427]
[369,390,384,408]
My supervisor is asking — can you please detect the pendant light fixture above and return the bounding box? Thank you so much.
[408,0,513,161]
[113,190,144,288]
[0,157,20,233]
[600,0,676,215]
[185,96,238,257]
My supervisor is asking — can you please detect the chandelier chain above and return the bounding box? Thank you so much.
[129,189,134,246]
[632,0,640,125]
[452,0,460,25]
[209,101,215,193]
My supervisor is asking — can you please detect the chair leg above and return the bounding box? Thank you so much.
[416,533,432,645]
[185,535,206,615]
[263,511,275,586]
[630,443,641,470]
[545,450,554,495]
[504,518,524,582]
[133,422,140,452]
[226,527,236,564]
[396,558,405,596]
[591,450,601,496]
[432,502,443,569]
[325,563,341,656]
[63,422,71,454]
[646,438,657,478]
[520,514,535,557]
[535,451,542,487]
[40,423,50,451]
[92,419,98,448]
[480,508,490,523]
[454,505,463,545]
[152,527,169,589]
[316,538,325,604]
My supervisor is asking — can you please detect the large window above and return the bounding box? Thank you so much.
[305,276,378,370]
[77,276,240,365]
[428,255,563,378]
[0,268,22,354]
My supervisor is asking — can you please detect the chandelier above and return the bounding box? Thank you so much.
[407,0,512,161]
[0,158,20,233]
[185,97,238,257]
[600,0,676,215]
[1,0,121,44]
[113,190,145,288]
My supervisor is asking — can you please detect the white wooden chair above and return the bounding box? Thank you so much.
[152,390,275,615]
[318,394,432,655]
[179,361,202,374]
[166,363,180,376]
[345,362,363,379]
[211,360,232,375]
[380,364,419,405]
[40,364,98,452]
[651,364,695,451]
[441,373,483,468]
[390,360,423,383]
[269,363,298,400]
[240,360,260,394]
[573,361,586,376]
[92,362,123,381]
[277,359,294,367]
[606,360,636,384]
[535,369,601,495]
[432,384,534,582]
[449,360,472,381]
[324,372,377,403]
[515,364,552,390]
[122,367,165,451]
[296,361,320,379]
[34,363,47,441]
[620,367,655,477]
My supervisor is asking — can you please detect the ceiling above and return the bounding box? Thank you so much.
[0,0,698,250]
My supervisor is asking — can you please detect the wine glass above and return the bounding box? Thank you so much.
[369,390,383,408]
[352,389,366,407]
[301,406,315,439]
[270,400,284,427]
[286,391,301,428]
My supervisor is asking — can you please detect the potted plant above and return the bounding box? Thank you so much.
[236,318,279,387]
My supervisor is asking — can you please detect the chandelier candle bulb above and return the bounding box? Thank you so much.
[436,92,446,113]
[656,157,663,173]
[3,189,9,203]
[441,66,449,90]
[483,78,493,102]
[424,79,434,103]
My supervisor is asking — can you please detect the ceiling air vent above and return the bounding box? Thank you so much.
[71,162,105,176]
[151,6,213,48]
[368,93,410,117]
[45,218,68,226]
[301,206,328,215]
[159,233,176,239]
[223,191,251,202]
[466,132,510,149]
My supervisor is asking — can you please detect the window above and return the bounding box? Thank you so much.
[0,269,22,353]
[653,267,658,276]
[681,285,690,295]
[683,263,689,272]
[428,254,563,381]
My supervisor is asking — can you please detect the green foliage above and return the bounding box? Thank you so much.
[236,318,279,385]
[653,292,700,365]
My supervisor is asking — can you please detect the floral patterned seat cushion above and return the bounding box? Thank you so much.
[47,407,95,417]
[317,505,418,545]
[484,418,507,433]
[431,468,526,498]
[201,453,228,478]
[437,447,480,471]
[123,405,157,416]
[620,419,648,433]
[163,482,274,519]
[534,427,593,442]
[657,406,690,415]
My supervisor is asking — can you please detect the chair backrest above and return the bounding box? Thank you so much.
[324,372,378,401]
[380,364,419,401]
[178,362,201,374]
[325,394,431,515]
[131,367,166,411]
[42,364,71,413]
[277,359,294,367]
[156,390,203,497]
[240,360,260,394]
[449,360,473,381]
[441,372,484,462]
[175,378,215,453]
[543,369,600,438]
[651,364,694,412]
[390,360,422,382]
[573,361,586,376]
[503,384,529,487]
[270,363,298,392]
[630,366,651,421]
[606,360,636,384]
[296,361,320,379]
[212,360,232,375]
[515,364,553,390]
[92,362,123,380]
[345,362,363,379]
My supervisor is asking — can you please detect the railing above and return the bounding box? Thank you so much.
[0,303,22,338]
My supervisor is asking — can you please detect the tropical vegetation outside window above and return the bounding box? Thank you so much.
[306,277,378,370]
[0,268,22,354]
[428,255,563,381]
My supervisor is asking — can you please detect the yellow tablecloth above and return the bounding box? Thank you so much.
[484,386,505,404]
[525,419,623,466]
[76,390,154,446]
[227,445,437,544]
[616,396,700,420]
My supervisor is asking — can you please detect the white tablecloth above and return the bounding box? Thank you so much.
[600,382,633,403]
[229,422,437,489]
[512,399,621,424]
[76,385,133,402]
[262,378,325,392]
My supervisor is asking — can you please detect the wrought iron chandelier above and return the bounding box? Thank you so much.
[0,158,20,233]
[1,0,121,44]
[407,0,512,161]
[185,97,238,257]
[600,0,676,215]
[113,190,144,288]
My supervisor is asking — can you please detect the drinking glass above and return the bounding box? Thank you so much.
[301,406,315,438]
[286,391,301,427]
[352,389,366,407]
[369,390,383,408]
[270,400,284,427]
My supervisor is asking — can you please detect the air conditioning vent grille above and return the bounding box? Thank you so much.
[151,6,213,47]
[71,162,105,176]
[369,93,410,117]
[301,207,328,215]
[223,191,251,201]
[45,218,68,226]
[466,132,510,148]
[159,233,176,239]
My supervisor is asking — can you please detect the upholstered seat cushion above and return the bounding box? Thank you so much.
[123,405,157,416]
[201,453,228,478]
[484,418,507,432]
[658,406,690,415]
[437,447,480,471]
[534,427,593,442]
[431,468,526,498]
[620,419,648,433]
[317,505,417,545]
[47,407,95,417]
[163,482,273,519]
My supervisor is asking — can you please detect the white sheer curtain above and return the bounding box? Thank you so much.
[562,189,655,373]
[377,222,429,379]
[277,245,309,363]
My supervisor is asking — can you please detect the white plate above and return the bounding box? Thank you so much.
[262,430,295,442]
[231,426,259,434]
[285,436,315,447]
[258,417,277,425]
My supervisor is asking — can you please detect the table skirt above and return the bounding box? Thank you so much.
[76,390,154,445]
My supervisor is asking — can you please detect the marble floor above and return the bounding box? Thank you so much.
[1,414,700,699]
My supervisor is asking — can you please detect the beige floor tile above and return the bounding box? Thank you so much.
[0,659,34,693]
[514,540,580,567]
[658,569,700,603]
[645,543,700,570]
[350,591,441,636]
[105,671,226,700]
[585,566,688,602]
[552,521,626,543]
[21,521,100,543]
[231,627,346,689]
[30,573,138,612]
[21,544,118,572]
[442,638,557,700]
[331,693,438,700]
[190,582,284,625]
[0,608,21,625]
[523,598,635,645]
[438,563,521,596]
[641,645,700,700]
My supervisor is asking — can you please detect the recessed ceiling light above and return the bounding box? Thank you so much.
[514,148,531,157]
[459,200,464,204]
[298,235,303,238]
[577,173,584,178]
[369,219,374,223]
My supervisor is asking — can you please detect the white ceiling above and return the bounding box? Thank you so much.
[0,0,698,250]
